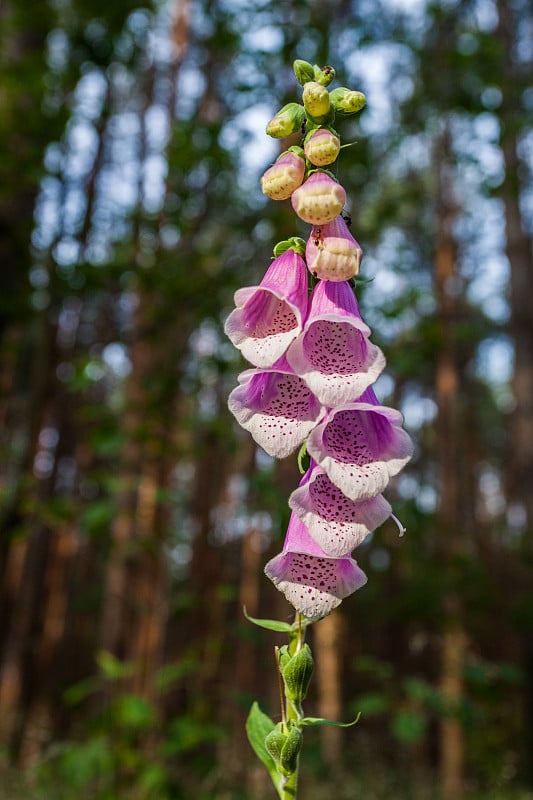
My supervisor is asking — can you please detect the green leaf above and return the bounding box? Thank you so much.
[96,650,135,681]
[356,692,390,715]
[243,608,293,633]
[63,676,100,706]
[114,695,155,729]
[243,608,315,633]
[155,656,197,692]
[246,702,283,797]
[391,710,426,744]
[300,712,361,727]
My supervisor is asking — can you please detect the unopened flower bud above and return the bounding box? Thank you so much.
[306,214,363,281]
[282,644,314,703]
[280,725,303,776]
[291,172,346,225]
[293,59,315,86]
[302,81,331,119]
[261,149,305,200]
[313,64,336,87]
[329,87,366,114]
[304,128,341,167]
[266,103,306,138]
[265,725,287,765]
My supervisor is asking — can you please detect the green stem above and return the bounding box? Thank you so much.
[280,771,298,799]
[280,614,307,799]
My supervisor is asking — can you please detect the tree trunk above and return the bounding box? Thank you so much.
[314,610,343,767]
[433,126,466,800]
[496,0,533,782]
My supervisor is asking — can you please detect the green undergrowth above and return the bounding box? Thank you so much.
[1,763,532,800]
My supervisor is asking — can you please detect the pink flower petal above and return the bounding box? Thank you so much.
[228,360,324,459]
[286,281,386,407]
[224,250,309,367]
[306,396,414,501]
[306,215,362,281]
[289,462,392,556]
[264,512,367,620]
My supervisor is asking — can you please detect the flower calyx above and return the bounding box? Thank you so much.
[272,236,306,258]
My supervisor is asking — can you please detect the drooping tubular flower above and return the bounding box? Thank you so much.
[291,172,346,225]
[227,356,324,459]
[288,460,392,557]
[306,214,362,281]
[286,279,385,407]
[224,248,309,368]
[306,387,414,502]
[260,149,306,200]
[264,511,367,620]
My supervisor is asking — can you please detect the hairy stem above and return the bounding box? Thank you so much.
[279,613,307,799]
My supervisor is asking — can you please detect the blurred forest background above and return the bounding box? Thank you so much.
[0,0,532,798]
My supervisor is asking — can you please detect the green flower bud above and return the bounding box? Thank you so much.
[266,103,306,138]
[329,87,366,114]
[282,644,314,703]
[265,724,287,765]
[313,64,336,87]
[293,59,315,86]
[302,81,331,119]
[280,725,303,775]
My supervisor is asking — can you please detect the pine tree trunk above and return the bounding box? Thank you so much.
[434,127,466,800]
[314,611,343,767]
[496,0,533,782]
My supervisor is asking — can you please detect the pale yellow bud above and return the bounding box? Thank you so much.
[260,151,305,200]
[302,81,331,118]
[304,128,341,167]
